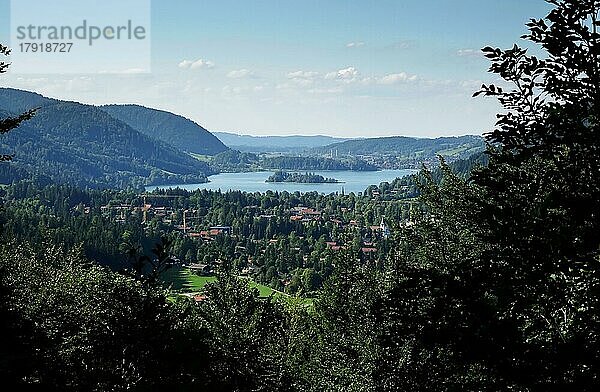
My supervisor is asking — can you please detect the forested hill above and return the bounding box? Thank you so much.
[314,135,485,159]
[260,155,377,171]
[0,88,213,188]
[102,104,228,156]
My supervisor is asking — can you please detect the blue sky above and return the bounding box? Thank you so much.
[0,0,552,137]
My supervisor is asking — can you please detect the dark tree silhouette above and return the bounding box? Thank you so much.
[469,0,600,387]
[0,43,36,161]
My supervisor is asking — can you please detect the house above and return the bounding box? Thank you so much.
[209,226,232,235]
[188,263,213,276]
[241,265,258,276]
[330,218,343,226]
[301,208,322,217]
[193,294,207,302]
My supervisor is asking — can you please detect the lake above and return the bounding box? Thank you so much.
[147,170,416,194]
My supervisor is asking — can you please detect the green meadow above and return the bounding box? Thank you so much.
[162,267,285,299]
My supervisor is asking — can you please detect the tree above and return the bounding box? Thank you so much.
[312,1,600,389]
[468,0,600,387]
[0,241,194,391]
[0,43,36,161]
[197,273,292,391]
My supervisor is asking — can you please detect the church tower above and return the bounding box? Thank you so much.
[380,217,390,239]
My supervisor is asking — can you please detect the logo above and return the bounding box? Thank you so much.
[10,0,151,74]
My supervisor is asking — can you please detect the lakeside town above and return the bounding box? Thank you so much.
[95,192,397,258]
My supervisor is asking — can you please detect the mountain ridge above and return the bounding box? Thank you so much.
[101,104,228,156]
[0,88,213,188]
[315,135,485,157]
[214,132,350,153]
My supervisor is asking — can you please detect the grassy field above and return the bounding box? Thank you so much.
[161,266,211,291]
[161,267,284,298]
[436,145,482,157]
[162,267,314,307]
[189,153,212,162]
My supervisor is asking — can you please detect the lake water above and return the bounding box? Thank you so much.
[147,170,416,194]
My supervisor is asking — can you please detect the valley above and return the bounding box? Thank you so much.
[1,1,596,389]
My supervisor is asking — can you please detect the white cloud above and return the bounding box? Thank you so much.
[338,67,358,80]
[178,59,215,70]
[123,68,147,74]
[285,70,320,87]
[308,87,344,95]
[12,77,49,88]
[221,85,247,97]
[221,84,266,96]
[227,69,254,78]
[346,42,365,48]
[283,67,416,91]
[287,70,319,79]
[378,72,418,85]
[325,66,359,82]
[98,68,150,75]
[457,49,479,57]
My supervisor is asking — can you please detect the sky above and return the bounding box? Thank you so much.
[0,0,552,138]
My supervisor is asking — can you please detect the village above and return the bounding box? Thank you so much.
[90,193,399,282]
[97,194,392,239]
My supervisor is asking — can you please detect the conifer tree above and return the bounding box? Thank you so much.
[0,43,36,161]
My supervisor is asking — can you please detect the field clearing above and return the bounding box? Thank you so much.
[162,267,284,299]
[189,153,212,162]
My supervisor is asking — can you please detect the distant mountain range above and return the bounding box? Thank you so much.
[0,88,486,189]
[215,132,484,167]
[0,88,222,188]
[214,132,350,153]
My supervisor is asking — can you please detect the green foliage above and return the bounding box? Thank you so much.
[3,2,600,389]
[0,182,158,269]
[0,45,36,162]
[0,88,212,188]
[197,273,293,391]
[261,155,377,171]
[101,104,228,156]
[0,242,190,390]
[304,254,381,391]
[467,0,600,386]
[312,135,484,162]
[0,241,293,391]
[210,149,260,172]
[266,171,340,184]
